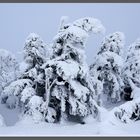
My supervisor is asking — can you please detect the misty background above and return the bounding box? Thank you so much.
[0,3,140,65]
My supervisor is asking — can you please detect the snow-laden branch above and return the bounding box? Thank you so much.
[73,17,105,34]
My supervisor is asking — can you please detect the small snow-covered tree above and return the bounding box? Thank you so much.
[19,33,48,96]
[122,39,140,101]
[43,17,105,123]
[1,33,48,123]
[90,32,125,104]
[25,95,44,123]
[1,79,33,108]
[21,33,48,98]
[0,49,19,93]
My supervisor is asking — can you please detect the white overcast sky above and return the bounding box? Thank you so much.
[0,3,140,64]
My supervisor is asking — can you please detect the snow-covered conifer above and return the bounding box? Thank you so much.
[1,33,48,123]
[43,17,105,123]
[90,32,125,104]
[122,39,140,101]
[0,49,19,93]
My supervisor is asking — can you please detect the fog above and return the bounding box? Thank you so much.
[0,3,140,64]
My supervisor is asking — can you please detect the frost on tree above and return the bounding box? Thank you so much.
[1,33,48,123]
[122,39,140,101]
[0,49,19,94]
[43,17,105,123]
[90,32,125,104]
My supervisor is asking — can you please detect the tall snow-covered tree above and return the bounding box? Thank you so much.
[1,33,48,123]
[122,39,140,101]
[0,49,19,93]
[90,32,125,104]
[43,17,105,123]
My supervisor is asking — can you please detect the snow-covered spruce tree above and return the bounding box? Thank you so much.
[122,39,140,101]
[90,32,125,104]
[20,33,47,97]
[110,39,140,124]
[1,33,48,122]
[43,17,105,123]
[0,49,19,94]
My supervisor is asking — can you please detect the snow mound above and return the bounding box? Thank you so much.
[112,97,140,123]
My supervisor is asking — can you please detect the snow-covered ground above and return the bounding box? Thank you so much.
[0,102,140,136]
